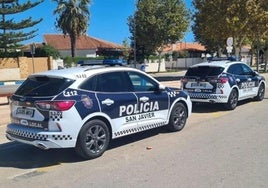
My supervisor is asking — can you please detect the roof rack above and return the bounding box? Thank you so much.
[208,56,238,62]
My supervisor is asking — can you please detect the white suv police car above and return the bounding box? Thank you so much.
[182,58,266,110]
[6,65,192,159]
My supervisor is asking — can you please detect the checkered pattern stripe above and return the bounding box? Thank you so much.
[114,121,166,137]
[168,91,177,97]
[6,127,73,141]
[50,114,63,121]
[189,93,217,99]
[52,135,72,140]
[189,93,228,100]
[217,83,225,88]
[6,128,48,141]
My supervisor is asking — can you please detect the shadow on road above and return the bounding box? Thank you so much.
[192,103,226,113]
[192,98,264,113]
[0,127,168,169]
[0,142,81,169]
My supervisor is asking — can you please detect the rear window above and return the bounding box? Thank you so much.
[15,76,75,96]
[185,66,224,77]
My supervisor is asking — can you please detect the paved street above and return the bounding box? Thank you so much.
[0,88,267,188]
[0,72,268,187]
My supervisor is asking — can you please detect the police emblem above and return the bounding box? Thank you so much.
[81,95,93,109]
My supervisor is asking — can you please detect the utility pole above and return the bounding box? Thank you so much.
[133,0,137,68]
[30,43,36,73]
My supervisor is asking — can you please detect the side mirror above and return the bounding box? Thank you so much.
[253,71,258,76]
[158,84,165,91]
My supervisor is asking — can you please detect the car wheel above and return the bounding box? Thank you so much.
[75,119,110,159]
[254,83,265,101]
[225,89,238,110]
[167,102,187,132]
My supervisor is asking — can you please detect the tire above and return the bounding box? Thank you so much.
[75,119,110,160]
[254,83,265,101]
[225,89,238,110]
[167,102,187,132]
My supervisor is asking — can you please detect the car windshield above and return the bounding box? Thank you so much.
[185,66,224,77]
[15,76,75,96]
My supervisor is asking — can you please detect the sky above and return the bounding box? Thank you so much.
[16,0,194,45]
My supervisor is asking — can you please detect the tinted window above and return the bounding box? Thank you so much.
[128,71,158,91]
[241,64,253,75]
[79,75,98,91]
[80,71,133,92]
[15,76,74,96]
[227,64,243,75]
[185,66,224,77]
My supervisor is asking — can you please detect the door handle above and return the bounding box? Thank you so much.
[101,99,114,106]
[139,96,149,102]
[247,78,252,81]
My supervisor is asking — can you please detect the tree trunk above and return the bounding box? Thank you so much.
[264,49,268,72]
[70,35,76,64]
[157,50,162,72]
[234,38,240,58]
[256,38,260,72]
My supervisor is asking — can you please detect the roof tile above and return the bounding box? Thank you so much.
[43,34,123,50]
[163,42,206,52]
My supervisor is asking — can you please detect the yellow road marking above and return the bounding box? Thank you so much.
[36,163,62,172]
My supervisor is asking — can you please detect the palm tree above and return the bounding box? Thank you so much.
[53,0,91,58]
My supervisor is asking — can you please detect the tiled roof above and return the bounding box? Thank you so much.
[43,34,123,50]
[163,42,206,52]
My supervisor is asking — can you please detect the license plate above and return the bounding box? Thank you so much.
[16,108,35,117]
[191,82,206,88]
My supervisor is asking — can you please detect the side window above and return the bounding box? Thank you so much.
[97,72,133,92]
[128,71,158,92]
[80,72,133,92]
[241,64,253,75]
[79,75,98,91]
[227,64,243,75]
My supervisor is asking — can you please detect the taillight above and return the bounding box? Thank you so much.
[210,77,228,84]
[35,101,75,111]
[218,77,228,83]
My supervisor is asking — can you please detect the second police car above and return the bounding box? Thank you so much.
[6,65,192,159]
[182,58,266,110]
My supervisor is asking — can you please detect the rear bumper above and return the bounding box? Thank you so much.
[6,124,76,149]
[188,93,228,103]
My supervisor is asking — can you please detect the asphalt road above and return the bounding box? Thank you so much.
[0,88,267,188]
[0,71,267,188]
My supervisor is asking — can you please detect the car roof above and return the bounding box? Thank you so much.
[30,65,151,81]
[190,60,244,69]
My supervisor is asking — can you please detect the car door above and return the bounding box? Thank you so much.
[240,63,259,96]
[127,71,169,128]
[94,72,138,135]
[228,63,255,99]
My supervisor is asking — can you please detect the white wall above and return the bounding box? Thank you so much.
[129,62,166,72]
[0,68,21,81]
[165,58,203,68]
[53,59,64,69]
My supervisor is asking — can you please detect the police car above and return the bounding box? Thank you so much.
[182,58,266,110]
[6,65,192,159]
